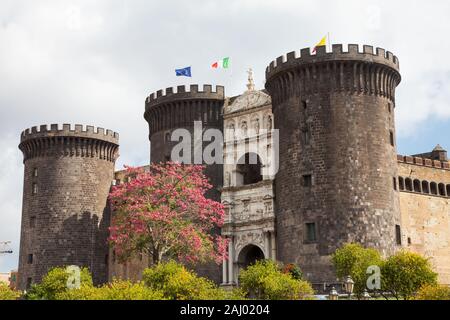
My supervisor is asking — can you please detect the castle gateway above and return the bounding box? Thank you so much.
[17,44,450,290]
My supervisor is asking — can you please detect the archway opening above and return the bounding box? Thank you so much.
[238,244,265,270]
[236,153,263,186]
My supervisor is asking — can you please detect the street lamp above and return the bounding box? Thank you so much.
[361,289,371,300]
[329,287,339,300]
[343,275,354,299]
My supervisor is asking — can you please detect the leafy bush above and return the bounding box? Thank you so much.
[56,280,164,300]
[331,243,383,297]
[283,264,303,280]
[0,283,21,300]
[239,260,314,300]
[26,266,93,300]
[142,261,237,300]
[415,284,450,300]
[382,251,438,300]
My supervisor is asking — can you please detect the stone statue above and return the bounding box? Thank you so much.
[247,68,255,91]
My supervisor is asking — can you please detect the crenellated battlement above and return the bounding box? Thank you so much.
[20,124,119,144]
[397,154,450,170]
[146,84,225,105]
[144,84,225,135]
[266,44,400,78]
[19,124,119,163]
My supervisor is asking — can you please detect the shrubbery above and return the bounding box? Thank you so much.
[415,284,450,300]
[142,260,244,300]
[56,279,164,300]
[0,283,21,300]
[26,266,93,300]
[331,243,383,297]
[239,260,314,300]
[382,251,437,300]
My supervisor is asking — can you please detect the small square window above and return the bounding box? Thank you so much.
[395,225,402,245]
[30,216,36,228]
[27,254,33,264]
[303,175,312,188]
[302,100,307,110]
[305,223,317,242]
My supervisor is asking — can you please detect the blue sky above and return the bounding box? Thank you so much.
[1,0,450,272]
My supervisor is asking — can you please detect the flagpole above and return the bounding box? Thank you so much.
[328,32,331,50]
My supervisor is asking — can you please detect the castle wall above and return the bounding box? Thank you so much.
[398,159,450,285]
[18,124,119,289]
[265,44,402,283]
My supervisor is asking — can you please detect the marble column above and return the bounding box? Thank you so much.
[270,231,276,260]
[228,236,234,284]
[222,256,227,284]
[264,231,270,259]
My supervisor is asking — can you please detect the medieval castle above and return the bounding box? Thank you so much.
[16,44,450,291]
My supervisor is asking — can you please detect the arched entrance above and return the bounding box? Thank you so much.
[237,244,265,269]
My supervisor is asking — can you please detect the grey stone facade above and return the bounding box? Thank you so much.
[17,124,119,290]
[265,44,402,283]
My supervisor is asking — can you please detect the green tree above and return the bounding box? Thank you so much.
[331,243,383,297]
[142,261,241,300]
[239,260,314,300]
[382,251,437,300]
[415,284,450,300]
[0,283,21,300]
[26,266,93,300]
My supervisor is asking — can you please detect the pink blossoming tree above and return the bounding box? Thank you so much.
[108,162,227,266]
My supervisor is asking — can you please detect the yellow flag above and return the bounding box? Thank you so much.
[313,35,327,53]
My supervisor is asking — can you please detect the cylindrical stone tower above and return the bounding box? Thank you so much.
[144,84,224,282]
[144,84,224,202]
[265,44,402,282]
[18,124,119,290]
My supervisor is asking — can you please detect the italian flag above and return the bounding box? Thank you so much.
[212,57,230,69]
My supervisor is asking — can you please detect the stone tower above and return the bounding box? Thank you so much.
[143,84,224,201]
[265,44,402,282]
[143,84,224,282]
[18,124,119,290]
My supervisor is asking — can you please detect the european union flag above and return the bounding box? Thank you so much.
[175,66,192,77]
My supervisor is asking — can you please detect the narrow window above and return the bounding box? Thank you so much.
[438,183,446,196]
[422,181,430,194]
[165,132,171,142]
[447,185,450,197]
[389,131,395,146]
[303,175,312,188]
[395,225,402,245]
[302,100,307,110]
[388,103,392,113]
[33,168,38,177]
[407,237,412,246]
[26,278,32,289]
[104,254,109,265]
[405,178,413,191]
[430,182,438,195]
[413,180,421,193]
[30,216,36,228]
[305,223,317,242]
[32,183,38,195]
[27,254,33,264]
[302,128,310,146]
[399,177,405,191]
[393,177,397,191]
